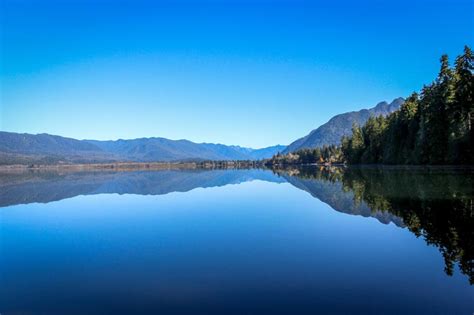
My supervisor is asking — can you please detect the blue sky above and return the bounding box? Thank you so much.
[1,0,473,148]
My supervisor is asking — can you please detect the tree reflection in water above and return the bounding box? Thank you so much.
[273,166,474,285]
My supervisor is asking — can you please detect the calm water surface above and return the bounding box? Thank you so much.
[0,167,472,314]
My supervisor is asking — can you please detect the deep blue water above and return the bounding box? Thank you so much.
[0,168,472,314]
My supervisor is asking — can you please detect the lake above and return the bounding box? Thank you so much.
[0,166,472,314]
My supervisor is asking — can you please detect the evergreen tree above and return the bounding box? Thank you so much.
[397,93,420,163]
[349,124,365,164]
[424,55,454,164]
[450,46,474,163]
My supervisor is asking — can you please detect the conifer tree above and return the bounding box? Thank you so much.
[450,46,474,163]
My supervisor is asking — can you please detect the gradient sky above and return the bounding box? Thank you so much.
[1,0,473,148]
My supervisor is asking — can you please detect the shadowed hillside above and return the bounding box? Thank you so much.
[284,98,403,153]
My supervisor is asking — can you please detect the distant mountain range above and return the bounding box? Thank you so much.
[0,98,404,165]
[0,132,286,165]
[283,98,404,153]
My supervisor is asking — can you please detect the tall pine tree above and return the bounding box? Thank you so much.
[450,46,474,163]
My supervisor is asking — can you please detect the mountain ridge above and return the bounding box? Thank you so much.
[0,131,286,165]
[283,97,404,153]
[0,98,403,164]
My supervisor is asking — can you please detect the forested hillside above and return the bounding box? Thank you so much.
[268,47,473,166]
[342,46,473,165]
[283,98,403,153]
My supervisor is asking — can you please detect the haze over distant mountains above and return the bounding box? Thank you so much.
[0,131,286,165]
[283,98,404,153]
[0,98,403,165]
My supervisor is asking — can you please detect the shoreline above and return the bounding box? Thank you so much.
[0,161,263,172]
[2,162,473,173]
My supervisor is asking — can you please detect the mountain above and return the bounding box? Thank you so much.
[0,132,101,155]
[0,97,403,164]
[0,132,117,165]
[283,98,404,153]
[86,139,285,161]
[232,145,286,160]
[0,132,286,165]
[85,138,249,161]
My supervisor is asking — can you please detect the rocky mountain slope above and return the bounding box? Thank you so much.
[283,98,404,153]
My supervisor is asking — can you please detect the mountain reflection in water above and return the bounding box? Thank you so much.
[0,166,472,284]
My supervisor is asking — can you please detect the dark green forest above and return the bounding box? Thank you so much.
[269,47,473,165]
[266,145,344,165]
[343,46,473,165]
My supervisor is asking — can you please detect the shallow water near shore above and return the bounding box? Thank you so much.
[0,167,472,314]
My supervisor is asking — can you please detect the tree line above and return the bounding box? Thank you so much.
[343,46,473,165]
[265,145,344,165]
